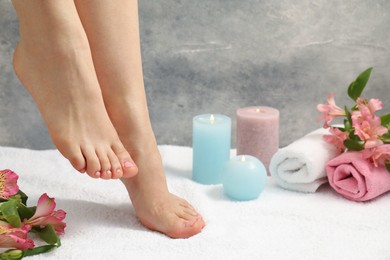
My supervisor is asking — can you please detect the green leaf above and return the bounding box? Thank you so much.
[0,200,21,227]
[16,190,28,205]
[36,225,60,245]
[344,106,353,130]
[381,114,390,128]
[23,244,58,257]
[347,67,373,101]
[344,120,352,131]
[386,163,390,173]
[382,133,390,141]
[348,130,362,141]
[22,226,61,258]
[16,202,35,220]
[344,139,364,151]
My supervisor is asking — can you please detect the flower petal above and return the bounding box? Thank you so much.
[0,223,34,250]
[0,233,34,250]
[32,193,56,219]
[26,194,67,234]
[0,169,19,199]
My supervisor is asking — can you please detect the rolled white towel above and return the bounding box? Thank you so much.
[269,128,340,192]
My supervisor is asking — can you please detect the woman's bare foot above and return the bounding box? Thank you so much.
[116,109,206,238]
[11,0,137,179]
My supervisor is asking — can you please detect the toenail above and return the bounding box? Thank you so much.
[124,161,136,168]
[95,171,101,177]
[106,170,112,175]
[116,168,121,173]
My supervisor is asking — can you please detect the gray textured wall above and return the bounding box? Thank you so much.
[1,0,389,150]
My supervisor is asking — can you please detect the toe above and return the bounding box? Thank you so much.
[112,144,138,178]
[175,197,199,217]
[107,149,123,179]
[96,149,112,180]
[183,208,199,218]
[64,146,86,173]
[179,200,197,214]
[176,207,199,220]
[168,216,205,239]
[82,146,101,178]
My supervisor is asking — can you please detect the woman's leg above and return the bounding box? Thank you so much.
[11,0,138,179]
[74,0,205,238]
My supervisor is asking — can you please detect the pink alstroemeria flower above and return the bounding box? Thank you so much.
[26,193,66,234]
[0,221,34,250]
[323,127,349,152]
[0,169,19,199]
[363,144,390,167]
[317,93,346,128]
[355,97,383,118]
[352,111,388,148]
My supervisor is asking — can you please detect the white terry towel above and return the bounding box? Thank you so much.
[270,128,340,192]
[1,145,390,259]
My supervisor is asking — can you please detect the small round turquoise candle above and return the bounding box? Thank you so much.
[192,114,231,184]
[223,155,267,200]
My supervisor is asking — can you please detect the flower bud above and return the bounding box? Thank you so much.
[0,249,24,260]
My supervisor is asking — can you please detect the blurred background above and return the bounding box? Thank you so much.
[1,0,389,149]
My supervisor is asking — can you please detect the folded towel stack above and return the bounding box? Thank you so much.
[269,128,340,192]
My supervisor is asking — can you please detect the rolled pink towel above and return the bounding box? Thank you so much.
[326,151,390,202]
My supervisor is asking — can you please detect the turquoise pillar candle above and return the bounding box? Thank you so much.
[192,114,231,184]
[223,155,267,201]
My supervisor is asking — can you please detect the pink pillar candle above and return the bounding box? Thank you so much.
[236,106,279,175]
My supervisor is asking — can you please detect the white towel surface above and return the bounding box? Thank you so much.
[1,145,390,260]
[269,128,340,192]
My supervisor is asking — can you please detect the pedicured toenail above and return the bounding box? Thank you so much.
[106,170,112,175]
[95,171,101,177]
[116,168,122,173]
[124,161,136,168]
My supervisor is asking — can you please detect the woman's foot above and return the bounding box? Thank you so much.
[12,13,137,179]
[102,90,205,238]
[119,135,205,238]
